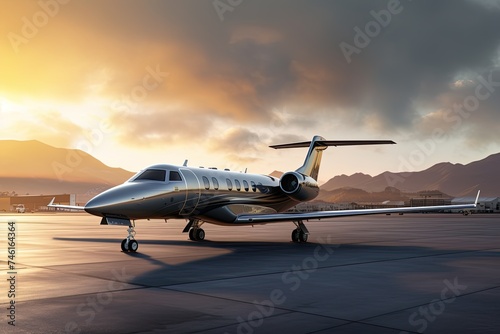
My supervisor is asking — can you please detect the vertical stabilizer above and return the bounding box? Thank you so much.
[296,135,327,180]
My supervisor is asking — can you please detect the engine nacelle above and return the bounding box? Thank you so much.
[279,172,319,201]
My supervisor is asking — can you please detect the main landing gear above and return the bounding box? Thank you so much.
[291,220,309,243]
[121,221,139,252]
[183,218,205,241]
[189,228,205,241]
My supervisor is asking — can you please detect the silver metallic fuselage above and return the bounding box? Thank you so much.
[84,164,299,225]
[49,136,479,249]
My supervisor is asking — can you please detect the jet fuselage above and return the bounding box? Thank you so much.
[84,164,302,224]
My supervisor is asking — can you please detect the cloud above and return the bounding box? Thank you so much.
[210,127,261,152]
[229,25,283,45]
[469,0,500,9]
[2,0,500,164]
[10,110,85,148]
[108,108,214,147]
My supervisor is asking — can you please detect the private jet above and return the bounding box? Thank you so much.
[49,135,479,252]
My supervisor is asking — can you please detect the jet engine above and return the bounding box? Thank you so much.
[279,171,319,201]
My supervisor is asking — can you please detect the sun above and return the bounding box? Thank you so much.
[0,96,7,114]
[0,96,22,115]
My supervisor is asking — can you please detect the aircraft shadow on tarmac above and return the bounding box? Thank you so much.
[50,234,500,334]
[52,236,499,291]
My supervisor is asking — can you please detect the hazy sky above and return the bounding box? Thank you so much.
[1,0,500,184]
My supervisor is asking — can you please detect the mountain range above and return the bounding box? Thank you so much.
[0,140,498,201]
[0,140,133,199]
[321,152,499,197]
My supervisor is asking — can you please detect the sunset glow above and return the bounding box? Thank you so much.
[2,0,500,184]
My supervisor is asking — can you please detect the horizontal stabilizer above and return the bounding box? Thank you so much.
[270,140,396,149]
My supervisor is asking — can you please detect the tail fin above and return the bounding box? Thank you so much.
[270,135,395,181]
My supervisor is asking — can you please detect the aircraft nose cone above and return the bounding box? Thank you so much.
[84,194,111,216]
[84,187,128,216]
[84,182,168,218]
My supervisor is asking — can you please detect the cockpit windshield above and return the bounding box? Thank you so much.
[132,169,166,182]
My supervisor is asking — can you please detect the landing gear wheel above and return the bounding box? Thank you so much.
[121,239,128,252]
[195,228,205,241]
[128,239,139,252]
[292,220,310,243]
[189,228,196,241]
[120,222,139,252]
[291,229,308,243]
[299,231,308,243]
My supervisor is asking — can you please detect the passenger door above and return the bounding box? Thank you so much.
[179,168,201,215]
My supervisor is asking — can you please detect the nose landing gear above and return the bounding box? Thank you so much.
[121,222,139,252]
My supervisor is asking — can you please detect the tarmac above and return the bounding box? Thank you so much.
[1,212,499,333]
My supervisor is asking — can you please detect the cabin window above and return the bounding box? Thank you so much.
[243,180,249,192]
[169,171,182,181]
[235,179,241,191]
[202,176,210,190]
[134,169,166,181]
[212,177,219,190]
[251,181,256,192]
[226,178,233,191]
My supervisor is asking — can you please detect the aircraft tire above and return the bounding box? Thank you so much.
[195,229,205,241]
[121,239,128,252]
[128,240,139,252]
[189,229,195,240]
[299,231,308,243]
[291,229,300,243]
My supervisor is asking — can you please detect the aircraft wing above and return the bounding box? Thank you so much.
[47,198,86,211]
[234,191,480,224]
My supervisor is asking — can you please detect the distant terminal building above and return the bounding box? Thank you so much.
[0,194,75,212]
[356,200,405,209]
[292,201,336,212]
[290,192,500,214]
[0,197,9,212]
[410,191,452,207]
[293,200,405,211]
[451,197,500,213]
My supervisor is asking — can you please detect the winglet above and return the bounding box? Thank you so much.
[48,197,55,206]
[474,190,480,207]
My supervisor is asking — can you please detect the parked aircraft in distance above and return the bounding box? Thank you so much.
[49,135,479,252]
